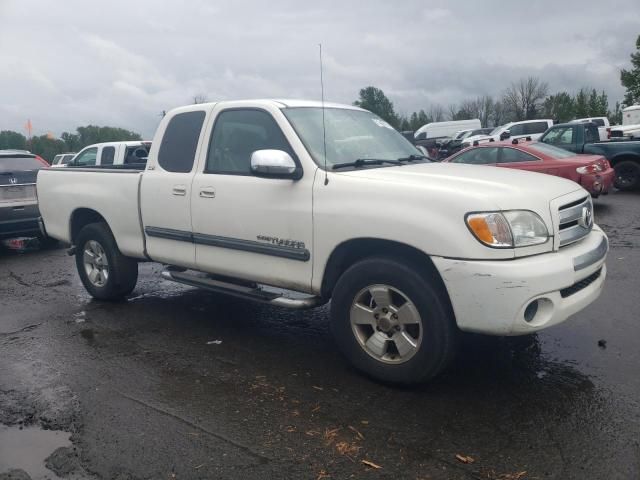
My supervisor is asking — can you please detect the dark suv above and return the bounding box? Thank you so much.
[0,150,47,239]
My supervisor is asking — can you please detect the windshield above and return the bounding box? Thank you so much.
[489,123,509,136]
[526,142,576,159]
[0,155,44,172]
[282,107,423,169]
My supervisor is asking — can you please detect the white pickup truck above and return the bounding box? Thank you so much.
[68,141,151,168]
[37,100,609,384]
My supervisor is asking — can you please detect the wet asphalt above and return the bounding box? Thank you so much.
[0,191,639,480]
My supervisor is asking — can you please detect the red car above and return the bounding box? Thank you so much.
[443,139,614,197]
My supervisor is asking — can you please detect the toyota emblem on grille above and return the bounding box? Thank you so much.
[9,177,17,185]
[579,206,593,228]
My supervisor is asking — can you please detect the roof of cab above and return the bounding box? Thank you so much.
[168,99,365,115]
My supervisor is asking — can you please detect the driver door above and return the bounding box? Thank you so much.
[190,105,314,291]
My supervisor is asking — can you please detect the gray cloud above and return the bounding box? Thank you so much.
[0,0,638,137]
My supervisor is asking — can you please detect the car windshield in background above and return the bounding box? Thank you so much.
[0,155,43,172]
[526,142,576,159]
[490,124,508,135]
[283,107,423,169]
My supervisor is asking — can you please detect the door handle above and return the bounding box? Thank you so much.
[199,187,216,198]
[172,185,187,196]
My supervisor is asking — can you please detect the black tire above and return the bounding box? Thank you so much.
[330,256,457,384]
[614,160,640,191]
[75,222,138,300]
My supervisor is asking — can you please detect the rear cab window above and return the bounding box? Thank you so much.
[158,111,206,173]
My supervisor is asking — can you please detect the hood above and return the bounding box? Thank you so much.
[335,162,583,210]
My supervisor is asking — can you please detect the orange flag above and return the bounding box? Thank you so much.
[24,119,33,138]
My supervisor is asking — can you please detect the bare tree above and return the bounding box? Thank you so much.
[446,103,459,121]
[491,99,507,127]
[503,77,549,120]
[193,94,209,104]
[429,104,445,122]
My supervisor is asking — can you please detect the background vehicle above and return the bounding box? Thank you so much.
[51,153,77,168]
[463,119,554,147]
[439,127,494,159]
[610,104,640,139]
[0,150,48,239]
[445,140,614,197]
[69,141,151,168]
[570,117,610,141]
[540,122,640,190]
[414,119,481,142]
[37,99,608,384]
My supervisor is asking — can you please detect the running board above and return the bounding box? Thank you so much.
[160,270,323,310]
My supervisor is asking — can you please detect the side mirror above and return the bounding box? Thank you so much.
[250,149,300,179]
[500,130,511,140]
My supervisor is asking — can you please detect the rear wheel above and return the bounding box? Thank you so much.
[614,160,640,190]
[330,256,457,384]
[75,223,138,300]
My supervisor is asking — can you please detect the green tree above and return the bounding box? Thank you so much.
[574,88,589,118]
[0,130,28,150]
[354,86,400,128]
[620,34,640,105]
[542,92,575,122]
[29,135,67,163]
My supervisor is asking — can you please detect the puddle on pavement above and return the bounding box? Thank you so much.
[0,425,70,479]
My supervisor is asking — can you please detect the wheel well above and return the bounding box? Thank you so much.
[609,154,640,166]
[70,209,107,244]
[321,238,450,302]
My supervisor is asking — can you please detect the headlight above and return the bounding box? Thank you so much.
[466,210,549,248]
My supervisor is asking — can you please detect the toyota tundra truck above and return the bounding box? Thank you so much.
[36,100,608,384]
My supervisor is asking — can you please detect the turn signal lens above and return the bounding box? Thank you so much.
[466,213,513,248]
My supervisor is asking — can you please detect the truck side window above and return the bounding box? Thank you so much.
[508,124,525,136]
[102,146,115,165]
[585,127,599,143]
[74,147,98,166]
[205,109,293,175]
[525,121,549,135]
[158,111,205,173]
[543,127,574,144]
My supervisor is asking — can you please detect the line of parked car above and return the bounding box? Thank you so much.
[407,105,640,192]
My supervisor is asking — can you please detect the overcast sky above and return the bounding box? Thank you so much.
[0,0,638,138]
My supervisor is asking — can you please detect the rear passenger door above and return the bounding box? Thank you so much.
[140,110,207,268]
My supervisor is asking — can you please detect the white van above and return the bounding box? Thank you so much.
[414,119,481,141]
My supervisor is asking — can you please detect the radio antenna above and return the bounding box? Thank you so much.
[319,43,329,185]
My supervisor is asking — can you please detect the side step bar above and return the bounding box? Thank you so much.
[161,270,324,310]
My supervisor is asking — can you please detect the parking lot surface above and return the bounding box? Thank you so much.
[1,191,639,480]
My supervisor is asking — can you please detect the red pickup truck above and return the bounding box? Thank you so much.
[444,139,614,197]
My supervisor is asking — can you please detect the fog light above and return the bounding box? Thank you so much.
[524,300,539,323]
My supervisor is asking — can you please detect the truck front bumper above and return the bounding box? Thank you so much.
[432,227,608,336]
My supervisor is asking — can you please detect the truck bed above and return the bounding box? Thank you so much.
[37,168,146,258]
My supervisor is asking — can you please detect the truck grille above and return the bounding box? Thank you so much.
[560,268,602,298]
[557,196,592,247]
[0,184,37,203]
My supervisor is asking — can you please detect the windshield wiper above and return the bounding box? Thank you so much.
[331,158,403,170]
[396,154,428,163]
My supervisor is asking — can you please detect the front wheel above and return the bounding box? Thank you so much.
[614,160,640,191]
[75,222,138,300]
[330,257,457,384]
